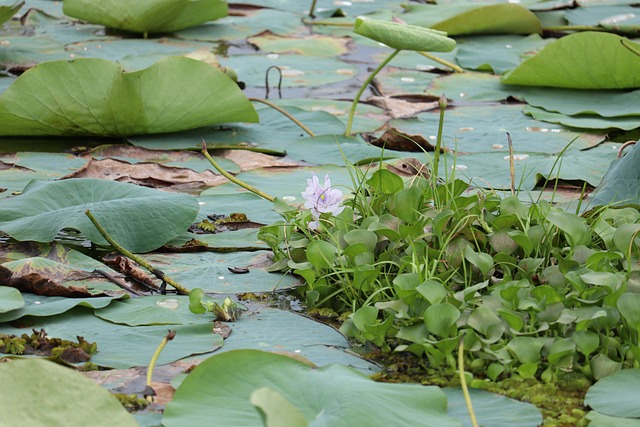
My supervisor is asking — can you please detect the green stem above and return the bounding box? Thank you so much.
[416,51,463,73]
[432,94,447,184]
[621,39,640,57]
[146,330,175,402]
[308,0,318,18]
[201,141,275,202]
[458,338,479,427]
[85,210,191,295]
[345,49,400,135]
[249,98,316,137]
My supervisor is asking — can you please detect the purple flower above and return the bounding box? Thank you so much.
[301,173,344,223]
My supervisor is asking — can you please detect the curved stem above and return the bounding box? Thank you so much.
[85,210,191,295]
[202,141,275,202]
[416,51,463,73]
[345,49,400,135]
[458,338,479,427]
[249,98,316,137]
[146,330,175,403]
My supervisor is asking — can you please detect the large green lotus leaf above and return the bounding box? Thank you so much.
[455,34,549,74]
[442,387,542,427]
[523,105,640,130]
[522,89,640,118]
[0,179,199,253]
[163,349,459,427]
[0,359,138,427]
[217,306,377,372]
[402,3,541,36]
[585,368,640,418]
[587,411,640,427]
[94,295,215,326]
[175,9,303,41]
[590,141,640,208]
[63,0,227,35]
[0,307,223,368]
[0,0,23,26]
[138,251,300,293]
[0,56,258,137]
[0,293,118,322]
[0,286,24,313]
[353,17,456,52]
[501,32,640,89]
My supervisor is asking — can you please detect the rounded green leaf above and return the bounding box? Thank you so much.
[586,369,640,418]
[502,32,640,89]
[0,178,199,253]
[353,18,456,52]
[163,349,458,427]
[0,286,24,313]
[306,240,337,269]
[0,1,23,26]
[0,56,258,137]
[394,186,424,223]
[546,211,590,246]
[63,0,227,34]
[343,229,378,253]
[617,292,640,331]
[423,303,460,338]
[0,359,138,427]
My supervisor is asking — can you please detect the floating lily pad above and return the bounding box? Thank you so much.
[165,228,268,252]
[455,34,549,74]
[0,179,199,253]
[0,36,71,70]
[585,368,640,418]
[163,349,458,427]
[0,359,138,427]
[248,33,350,57]
[501,32,640,89]
[0,293,119,322]
[402,3,542,36]
[63,0,227,35]
[523,105,640,130]
[218,305,377,372]
[522,89,640,118]
[0,307,223,368]
[0,56,258,137]
[94,295,214,326]
[138,251,300,293]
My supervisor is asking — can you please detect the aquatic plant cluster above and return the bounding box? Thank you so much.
[260,167,640,382]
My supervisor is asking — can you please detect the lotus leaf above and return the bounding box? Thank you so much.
[0,56,258,137]
[163,349,459,427]
[590,142,640,208]
[0,359,138,427]
[353,18,456,52]
[0,286,23,313]
[402,3,541,36]
[63,0,227,35]
[585,369,640,418]
[501,32,640,89]
[0,178,199,253]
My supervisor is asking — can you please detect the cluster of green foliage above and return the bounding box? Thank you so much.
[0,330,97,363]
[259,166,640,382]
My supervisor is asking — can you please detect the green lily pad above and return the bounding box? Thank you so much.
[0,293,119,322]
[523,105,640,130]
[0,286,24,313]
[248,34,349,57]
[0,307,223,368]
[166,228,269,252]
[94,295,215,326]
[426,72,527,102]
[163,349,459,427]
[0,179,199,253]
[0,56,258,137]
[0,36,72,69]
[63,0,227,35]
[219,305,377,372]
[565,5,640,35]
[455,34,549,74]
[0,359,138,427]
[501,32,640,89]
[443,387,542,427]
[138,251,300,293]
[12,152,91,178]
[585,368,640,418]
[402,3,542,36]
[522,89,640,118]
[586,411,640,427]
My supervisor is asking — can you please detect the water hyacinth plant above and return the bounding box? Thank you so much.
[301,173,345,229]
